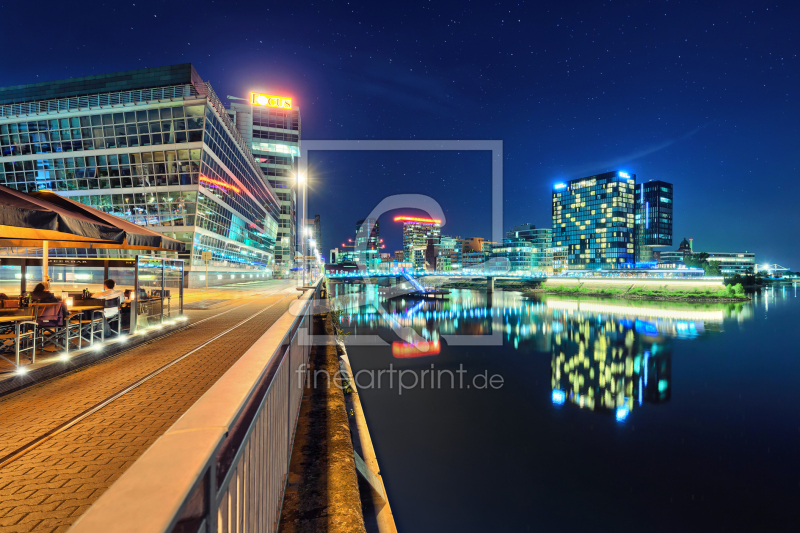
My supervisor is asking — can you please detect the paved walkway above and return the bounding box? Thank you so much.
[0,279,302,533]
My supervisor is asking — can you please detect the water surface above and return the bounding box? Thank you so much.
[335,284,800,532]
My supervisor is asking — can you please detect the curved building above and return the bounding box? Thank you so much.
[0,64,281,286]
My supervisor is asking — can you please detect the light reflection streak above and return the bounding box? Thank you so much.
[333,282,754,421]
[546,300,724,321]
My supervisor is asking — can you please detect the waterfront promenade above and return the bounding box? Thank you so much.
[0,279,300,533]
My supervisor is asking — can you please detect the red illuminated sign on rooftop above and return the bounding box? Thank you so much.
[393,216,441,225]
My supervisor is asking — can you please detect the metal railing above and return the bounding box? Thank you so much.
[0,84,200,118]
[69,280,321,533]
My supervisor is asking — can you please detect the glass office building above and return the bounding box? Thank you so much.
[635,180,673,263]
[705,252,756,275]
[354,218,379,268]
[399,217,441,270]
[491,223,553,275]
[434,235,462,272]
[0,64,281,286]
[227,98,300,271]
[552,171,636,270]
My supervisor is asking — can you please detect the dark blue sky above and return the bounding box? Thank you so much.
[3,0,798,267]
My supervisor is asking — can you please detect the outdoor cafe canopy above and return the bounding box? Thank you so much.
[0,185,185,252]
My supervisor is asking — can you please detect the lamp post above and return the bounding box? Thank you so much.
[292,172,307,287]
[309,238,318,282]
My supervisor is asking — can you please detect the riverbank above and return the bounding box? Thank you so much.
[279,282,397,533]
[279,311,367,533]
[439,278,542,291]
[528,284,750,302]
[440,276,749,302]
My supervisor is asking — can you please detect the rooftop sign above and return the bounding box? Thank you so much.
[250,92,293,109]
[393,216,442,224]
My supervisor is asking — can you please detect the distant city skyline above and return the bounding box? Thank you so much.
[2,1,797,268]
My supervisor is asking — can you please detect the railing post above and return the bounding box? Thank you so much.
[131,256,139,334]
[161,258,166,323]
[288,338,292,466]
[207,461,218,533]
[180,260,184,315]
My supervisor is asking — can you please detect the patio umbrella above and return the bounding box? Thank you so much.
[0,185,185,283]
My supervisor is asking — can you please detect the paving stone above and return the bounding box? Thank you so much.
[0,280,301,532]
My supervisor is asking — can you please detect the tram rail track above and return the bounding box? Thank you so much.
[0,285,297,470]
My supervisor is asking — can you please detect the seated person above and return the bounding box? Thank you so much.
[92,279,124,318]
[29,283,66,324]
[120,289,132,305]
[119,289,133,327]
[92,279,124,335]
[0,293,9,300]
[30,283,60,303]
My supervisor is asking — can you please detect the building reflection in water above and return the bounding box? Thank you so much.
[549,304,673,421]
[332,282,752,421]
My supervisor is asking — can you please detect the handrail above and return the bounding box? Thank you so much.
[0,84,200,118]
[69,280,321,533]
[401,271,426,292]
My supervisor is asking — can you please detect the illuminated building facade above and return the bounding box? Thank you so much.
[329,247,345,264]
[227,90,300,269]
[0,64,280,287]
[397,216,441,270]
[552,171,636,270]
[705,251,756,275]
[354,218,380,268]
[552,246,568,272]
[635,180,673,263]
[434,235,462,272]
[492,224,553,274]
[463,237,485,253]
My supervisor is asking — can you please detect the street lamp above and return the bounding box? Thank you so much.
[292,172,308,286]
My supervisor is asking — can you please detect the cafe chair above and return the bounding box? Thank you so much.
[0,306,37,366]
[35,302,82,355]
[70,309,105,347]
[105,296,123,337]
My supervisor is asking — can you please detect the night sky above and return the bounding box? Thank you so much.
[3,1,798,267]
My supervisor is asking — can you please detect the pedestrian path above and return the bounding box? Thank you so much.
[0,279,300,533]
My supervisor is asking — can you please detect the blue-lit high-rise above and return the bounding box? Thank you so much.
[635,180,673,263]
[0,64,281,286]
[551,171,637,270]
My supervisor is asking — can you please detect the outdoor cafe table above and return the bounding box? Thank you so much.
[69,306,103,312]
[0,315,34,324]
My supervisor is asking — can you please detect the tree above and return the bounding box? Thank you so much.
[684,252,720,276]
[684,252,709,269]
